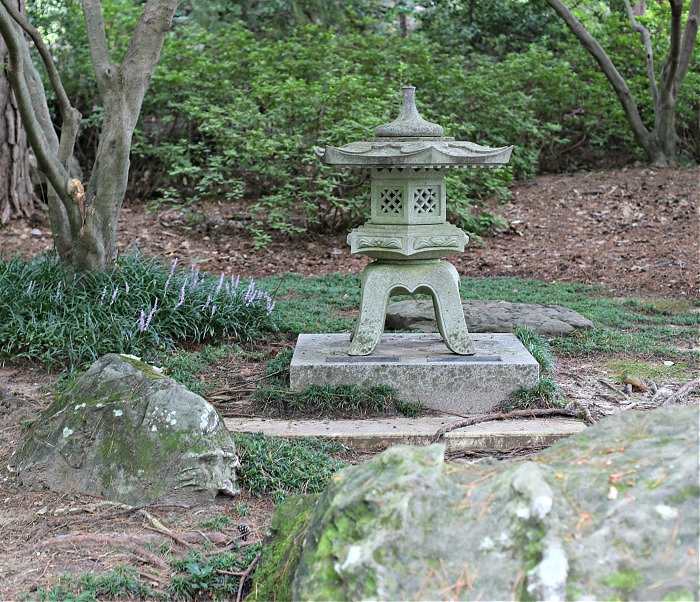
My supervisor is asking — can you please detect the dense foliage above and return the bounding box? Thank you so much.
[30,0,699,240]
[0,254,275,368]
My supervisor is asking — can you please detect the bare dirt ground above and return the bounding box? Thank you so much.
[2,166,698,297]
[0,166,698,599]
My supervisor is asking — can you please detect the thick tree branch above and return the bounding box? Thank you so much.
[120,0,178,125]
[623,0,659,107]
[678,0,699,84]
[0,4,70,201]
[661,0,683,94]
[545,0,651,148]
[81,0,116,98]
[0,0,76,126]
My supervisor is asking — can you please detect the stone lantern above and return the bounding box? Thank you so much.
[316,86,513,356]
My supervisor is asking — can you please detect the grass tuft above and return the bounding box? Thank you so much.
[0,253,275,370]
[505,328,563,411]
[254,383,416,418]
[33,566,155,601]
[255,350,422,418]
[515,326,555,373]
[169,546,262,600]
[234,433,346,502]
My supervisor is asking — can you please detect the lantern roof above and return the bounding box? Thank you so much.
[316,86,513,168]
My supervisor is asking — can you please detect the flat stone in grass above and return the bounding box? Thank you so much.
[386,299,593,336]
[10,353,239,506]
[290,333,539,414]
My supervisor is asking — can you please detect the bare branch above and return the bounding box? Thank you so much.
[81,0,116,97]
[0,0,76,126]
[623,0,659,107]
[545,0,651,149]
[678,0,699,84]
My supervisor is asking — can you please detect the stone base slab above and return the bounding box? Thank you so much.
[223,416,585,453]
[290,333,539,414]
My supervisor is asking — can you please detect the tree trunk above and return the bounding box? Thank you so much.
[0,0,35,224]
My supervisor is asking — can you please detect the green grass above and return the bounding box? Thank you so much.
[254,383,419,418]
[156,344,235,395]
[32,566,156,601]
[607,359,693,384]
[254,349,423,418]
[234,433,346,502]
[169,546,262,600]
[502,328,564,411]
[263,273,699,358]
[32,546,263,602]
[0,254,275,370]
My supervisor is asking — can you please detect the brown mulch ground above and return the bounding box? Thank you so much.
[2,166,698,296]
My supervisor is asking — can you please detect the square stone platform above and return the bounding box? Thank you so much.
[290,333,539,414]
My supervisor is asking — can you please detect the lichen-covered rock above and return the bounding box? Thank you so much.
[10,354,238,505]
[386,299,593,336]
[254,405,699,601]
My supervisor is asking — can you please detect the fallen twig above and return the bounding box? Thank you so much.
[598,379,628,398]
[236,552,261,602]
[432,408,582,443]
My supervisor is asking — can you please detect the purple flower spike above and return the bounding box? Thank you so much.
[214,272,225,297]
[175,282,186,308]
[144,297,159,330]
[164,257,179,295]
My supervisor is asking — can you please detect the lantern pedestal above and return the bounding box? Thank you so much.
[290,333,540,414]
[350,259,473,356]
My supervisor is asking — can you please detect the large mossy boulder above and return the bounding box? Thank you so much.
[254,405,699,601]
[10,354,238,505]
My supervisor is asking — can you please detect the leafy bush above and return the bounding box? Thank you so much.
[234,433,346,501]
[32,2,699,243]
[0,254,275,369]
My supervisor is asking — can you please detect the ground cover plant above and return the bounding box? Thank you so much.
[234,434,347,503]
[252,348,423,418]
[0,253,275,369]
[264,273,699,359]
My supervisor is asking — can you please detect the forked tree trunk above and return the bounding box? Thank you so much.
[0,0,178,271]
[546,0,698,167]
[0,0,35,224]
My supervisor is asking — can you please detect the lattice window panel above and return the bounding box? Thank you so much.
[379,188,403,214]
[413,187,438,214]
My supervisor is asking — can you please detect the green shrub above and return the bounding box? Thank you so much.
[0,254,275,369]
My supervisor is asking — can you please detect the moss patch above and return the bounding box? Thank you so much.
[252,495,318,602]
